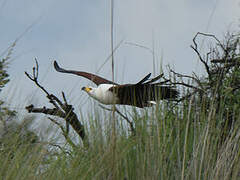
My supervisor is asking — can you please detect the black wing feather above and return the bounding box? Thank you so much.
[136,73,151,84]
[110,84,178,108]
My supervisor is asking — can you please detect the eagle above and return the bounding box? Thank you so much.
[54,61,178,108]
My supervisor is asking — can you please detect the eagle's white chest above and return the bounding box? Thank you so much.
[89,84,119,104]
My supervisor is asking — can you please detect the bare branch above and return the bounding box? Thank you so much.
[211,57,240,64]
[48,94,65,110]
[25,60,50,96]
[25,105,63,116]
[191,45,211,80]
[25,71,50,96]
[62,92,67,104]
[99,105,136,136]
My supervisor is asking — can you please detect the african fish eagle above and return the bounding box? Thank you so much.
[54,61,178,108]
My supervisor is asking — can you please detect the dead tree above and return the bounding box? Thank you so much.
[25,59,89,148]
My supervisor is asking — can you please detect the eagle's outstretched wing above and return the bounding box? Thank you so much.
[109,83,178,108]
[54,61,118,85]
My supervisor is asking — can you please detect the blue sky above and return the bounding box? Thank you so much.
[1,0,240,115]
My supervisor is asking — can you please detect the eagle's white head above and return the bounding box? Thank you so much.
[81,84,119,105]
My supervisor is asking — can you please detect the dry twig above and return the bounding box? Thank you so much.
[99,105,136,136]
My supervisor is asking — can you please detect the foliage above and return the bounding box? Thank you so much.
[0,45,46,179]
[0,59,10,91]
[0,46,17,122]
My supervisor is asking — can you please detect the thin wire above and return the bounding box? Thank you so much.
[111,0,114,83]
[110,1,116,178]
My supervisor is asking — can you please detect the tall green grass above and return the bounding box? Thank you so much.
[1,96,239,179]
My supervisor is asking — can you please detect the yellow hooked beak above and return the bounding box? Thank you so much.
[81,87,92,93]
